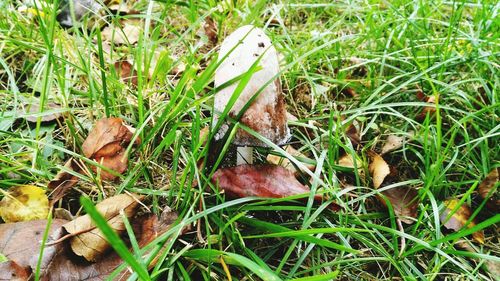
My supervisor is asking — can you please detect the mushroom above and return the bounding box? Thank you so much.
[214,25,290,165]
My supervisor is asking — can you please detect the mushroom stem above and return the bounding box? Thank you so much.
[236,146,253,165]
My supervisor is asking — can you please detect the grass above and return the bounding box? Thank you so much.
[1,0,499,280]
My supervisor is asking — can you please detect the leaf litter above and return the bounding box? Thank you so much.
[0,194,178,280]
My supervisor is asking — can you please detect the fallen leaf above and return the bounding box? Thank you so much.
[337,153,362,169]
[378,186,419,224]
[368,152,390,189]
[114,59,138,87]
[82,118,135,158]
[341,87,358,98]
[440,199,484,244]
[24,102,62,123]
[416,89,437,121]
[0,219,67,273]
[48,158,83,204]
[94,150,129,180]
[203,16,218,45]
[266,145,315,175]
[477,168,499,205]
[381,134,404,155]
[212,164,339,210]
[0,260,30,281]
[0,209,178,280]
[63,193,144,261]
[101,19,142,45]
[82,117,139,180]
[0,185,49,223]
[345,123,361,147]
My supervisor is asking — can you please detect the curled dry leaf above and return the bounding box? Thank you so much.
[24,102,62,123]
[82,117,140,180]
[440,199,484,244]
[203,16,218,45]
[378,186,419,224]
[0,185,49,223]
[416,89,437,121]
[266,145,315,175]
[477,168,499,208]
[212,164,339,210]
[62,193,144,262]
[0,209,178,280]
[368,152,390,189]
[346,123,361,147]
[114,59,138,87]
[48,158,83,204]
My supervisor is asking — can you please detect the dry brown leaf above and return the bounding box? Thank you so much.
[346,123,361,147]
[24,102,62,123]
[378,186,419,224]
[212,164,340,211]
[203,16,218,45]
[48,158,83,204]
[0,185,49,223]
[63,193,144,262]
[0,219,67,273]
[114,59,138,87]
[82,117,139,180]
[477,168,499,206]
[95,150,129,181]
[440,199,484,244]
[101,19,142,45]
[381,134,405,155]
[266,145,315,175]
[82,118,135,158]
[0,209,178,280]
[368,152,390,189]
[416,90,437,121]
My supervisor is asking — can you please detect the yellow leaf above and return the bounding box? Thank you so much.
[0,185,49,223]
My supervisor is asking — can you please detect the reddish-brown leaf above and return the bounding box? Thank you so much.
[212,164,339,210]
[82,118,140,180]
[203,16,218,45]
[416,89,437,121]
[82,118,136,159]
[114,60,138,87]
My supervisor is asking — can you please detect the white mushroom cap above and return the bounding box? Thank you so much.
[214,25,290,147]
